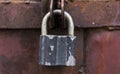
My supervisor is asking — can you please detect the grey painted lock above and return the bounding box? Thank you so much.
[39,9,76,66]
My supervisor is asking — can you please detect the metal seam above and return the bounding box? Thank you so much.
[0,1,41,4]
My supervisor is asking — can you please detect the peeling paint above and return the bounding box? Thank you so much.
[58,36,67,38]
[41,47,44,50]
[40,35,76,66]
[69,47,71,49]
[49,53,51,55]
[66,51,75,66]
[50,45,54,51]
[45,62,51,66]
[47,35,55,39]
[70,36,76,41]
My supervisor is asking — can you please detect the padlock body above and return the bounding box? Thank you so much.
[39,35,76,66]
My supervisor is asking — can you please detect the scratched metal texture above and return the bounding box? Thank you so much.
[40,29,83,74]
[0,1,119,28]
[0,0,120,74]
[0,29,83,74]
[43,0,120,28]
[0,30,40,74]
[85,28,120,74]
[0,1,41,28]
[66,1,120,28]
[39,35,76,66]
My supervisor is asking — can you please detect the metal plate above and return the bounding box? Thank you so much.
[86,29,120,74]
[0,2,42,28]
[0,29,83,74]
[66,1,120,28]
[0,30,40,74]
[0,1,119,28]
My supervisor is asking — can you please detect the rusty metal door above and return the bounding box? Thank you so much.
[0,0,120,74]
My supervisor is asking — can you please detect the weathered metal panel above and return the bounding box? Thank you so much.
[42,0,120,28]
[66,1,120,28]
[0,1,119,28]
[0,0,120,74]
[0,29,83,74]
[86,29,120,74]
[0,0,41,1]
[0,2,42,28]
[0,30,40,74]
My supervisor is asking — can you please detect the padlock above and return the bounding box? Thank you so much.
[39,9,76,66]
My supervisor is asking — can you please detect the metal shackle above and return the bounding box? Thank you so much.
[41,9,74,36]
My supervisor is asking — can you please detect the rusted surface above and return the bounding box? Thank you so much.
[0,2,41,28]
[0,1,119,28]
[86,29,120,74]
[0,30,40,74]
[0,29,83,74]
[0,0,41,2]
[0,0,120,74]
[1,29,120,74]
[66,1,120,28]
[42,0,120,28]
